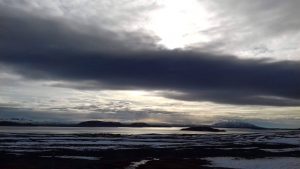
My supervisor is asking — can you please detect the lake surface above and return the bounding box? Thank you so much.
[0,126,266,135]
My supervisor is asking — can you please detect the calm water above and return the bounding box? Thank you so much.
[0,126,260,135]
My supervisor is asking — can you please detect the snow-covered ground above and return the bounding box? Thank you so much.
[0,129,300,169]
[206,157,300,169]
[0,130,299,152]
[41,155,100,160]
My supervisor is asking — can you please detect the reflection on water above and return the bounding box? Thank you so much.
[0,126,258,135]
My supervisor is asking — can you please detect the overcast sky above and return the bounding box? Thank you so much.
[0,0,300,128]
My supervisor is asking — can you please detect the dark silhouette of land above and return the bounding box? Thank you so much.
[1,120,299,131]
[181,126,225,132]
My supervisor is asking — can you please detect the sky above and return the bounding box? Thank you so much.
[0,0,300,128]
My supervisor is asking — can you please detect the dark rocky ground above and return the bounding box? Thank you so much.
[0,130,299,169]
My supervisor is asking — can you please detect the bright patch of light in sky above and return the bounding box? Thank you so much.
[147,0,214,49]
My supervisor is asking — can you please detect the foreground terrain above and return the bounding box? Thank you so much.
[0,129,299,169]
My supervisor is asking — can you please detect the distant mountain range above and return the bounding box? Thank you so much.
[0,121,37,126]
[0,120,225,132]
[0,120,297,130]
[212,121,265,129]
[77,121,266,129]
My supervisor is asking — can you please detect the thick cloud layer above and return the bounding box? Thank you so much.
[189,0,300,60]
[1,2,300,107]
[2,50,300,106]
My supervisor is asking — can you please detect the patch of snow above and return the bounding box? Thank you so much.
[217,147,258,150]
[206,157,300,169]
[266,137,300,145]
[7,153,23,156]
[262,147,300,153]
[41,155,100,160]
[7,149,46,152]
[125,159,151,169]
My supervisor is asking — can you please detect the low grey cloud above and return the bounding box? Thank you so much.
[0,105,196,124]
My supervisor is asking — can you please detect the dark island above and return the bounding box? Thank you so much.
[0,120,171,127]
[181,126,225,132]
[77,121,123,127]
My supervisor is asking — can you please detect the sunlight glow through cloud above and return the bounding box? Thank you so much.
[147,0,214,49]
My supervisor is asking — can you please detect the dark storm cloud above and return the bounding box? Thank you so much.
[1,4,300,106]
[0,4,159,55]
